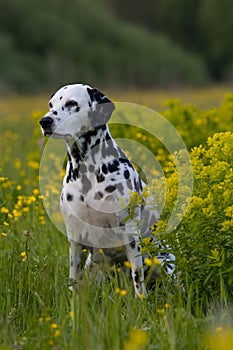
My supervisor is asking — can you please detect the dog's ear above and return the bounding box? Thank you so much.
[87,87,115,127]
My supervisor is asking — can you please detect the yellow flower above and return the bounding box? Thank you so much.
[139,293,145,300]
[33,188,40,195]
[1,207,9,214]
[16,185,22,191]
[3,221,9,226]
[99,248,104,255]
[54,329,61,337]
[124,261,132,268]
[115,287,121,294]
[14,159,21,169]
[157,308,165,315]
[22,207,29,212]
[69,311,74,318]
[165,303,171,309]
[144,258,152,266]
[20,251,27,258]
[27,160,39,170]
[50,323,58,329]
[20,251,27,261]
[124,329,149,350]
[27,195,36,204]
[153,257,162,266]
[120,289,127,296]
[1,233,8,237]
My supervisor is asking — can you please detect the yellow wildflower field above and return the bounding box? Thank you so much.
[0,87,232,349]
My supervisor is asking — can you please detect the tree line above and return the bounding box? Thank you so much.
[0,0,232,93]
[104,0,233,81]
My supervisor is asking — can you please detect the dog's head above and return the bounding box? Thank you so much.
[39,84,115,139]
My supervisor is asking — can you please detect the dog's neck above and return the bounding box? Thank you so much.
[66,124,110,160]
[65,124,124,182]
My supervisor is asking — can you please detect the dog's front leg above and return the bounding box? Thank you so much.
[125,243,147,297]
[68,240,83,290]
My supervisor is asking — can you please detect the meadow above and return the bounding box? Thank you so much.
[0,87,233,349]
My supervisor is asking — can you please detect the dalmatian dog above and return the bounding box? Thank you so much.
[39,84,175,297]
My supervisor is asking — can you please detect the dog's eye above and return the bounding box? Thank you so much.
[65,100,79,108]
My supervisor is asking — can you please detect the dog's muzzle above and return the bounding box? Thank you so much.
[39,116,54,136]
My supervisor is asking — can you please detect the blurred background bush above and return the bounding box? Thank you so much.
[0,0,232,93]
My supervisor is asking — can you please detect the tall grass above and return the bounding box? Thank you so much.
[0,90,233,349]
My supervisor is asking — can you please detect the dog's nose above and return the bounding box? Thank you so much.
[39,116,53,128]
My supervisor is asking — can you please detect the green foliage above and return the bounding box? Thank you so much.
[153,132,233,303]
[0,0,208,93]
[105,0,233,80]
[199,0,233,78]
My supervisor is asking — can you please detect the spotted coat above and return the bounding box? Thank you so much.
[39,84,175,297]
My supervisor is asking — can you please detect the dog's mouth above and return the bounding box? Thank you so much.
[43,130,72,139]
[44,131,53,137]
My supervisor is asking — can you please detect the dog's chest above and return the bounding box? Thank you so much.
[60,160,131,226]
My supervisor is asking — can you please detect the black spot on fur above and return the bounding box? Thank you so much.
[101,142,107,158]
[88,165,95,172]
[81,175,92,194]
[80,195,84,202]
[71,143,82,163]
[106,140,119,158]
[96,173,105,183]
[118,157,134,169]
[116,183,124,195]
[134,178,140,192]
[94,191,104,200]
[130,240,136,248]
[66,153,73,183]
[134,270,140,283]
[60,96,63,100]
[105,185,116,193]
[49,102,53,108]
[65,100,79,108]
[66,193,73,201]
[124,169,130,179]
[102,164,108,174]
[79,163,87,174]
[108,159,119,173]
[81,129,98,154]
[52,110,58,115]
[139,178,143,191]
[73,168,80,180]
[126,180,133,190]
